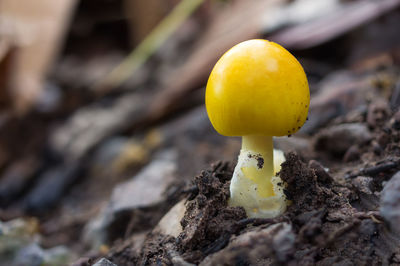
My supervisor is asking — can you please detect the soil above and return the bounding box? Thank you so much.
[101,100,400,266]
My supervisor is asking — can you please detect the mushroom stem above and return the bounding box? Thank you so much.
[229,135,286,218]
[242,135,274,197]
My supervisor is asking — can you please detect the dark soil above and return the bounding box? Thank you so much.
[103,99,400,266]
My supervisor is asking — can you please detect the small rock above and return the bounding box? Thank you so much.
[315,123,372,156]
[24,164,80,213]
[380,171,400,235]
[109,150,176,212]
[155,199,186,237]
[93,258,117,266]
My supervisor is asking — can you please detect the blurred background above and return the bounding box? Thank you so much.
[0,0,399,264]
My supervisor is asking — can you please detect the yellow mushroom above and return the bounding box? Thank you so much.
[205,39,309,218]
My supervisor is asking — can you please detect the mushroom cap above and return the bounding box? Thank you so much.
[206,39,309,137]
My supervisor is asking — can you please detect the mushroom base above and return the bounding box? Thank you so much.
[229,148,287,218]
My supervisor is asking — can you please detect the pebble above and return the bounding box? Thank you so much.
[108,150,176,213]
[155,199,186,237]
[23,164,80,213]
[93,258,118,266]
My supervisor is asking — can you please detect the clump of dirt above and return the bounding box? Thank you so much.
[177,162,246,263]
[279,153,382,265]
[280,153,347,213]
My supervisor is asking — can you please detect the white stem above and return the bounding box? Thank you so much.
[229,135,287,218]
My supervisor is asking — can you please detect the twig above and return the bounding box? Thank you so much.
[301,218,361,257]
[354,211,383,223]
[345,158,400,179]
[324,219,361,247]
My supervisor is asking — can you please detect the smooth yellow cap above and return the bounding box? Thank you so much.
[206,39,310,137]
